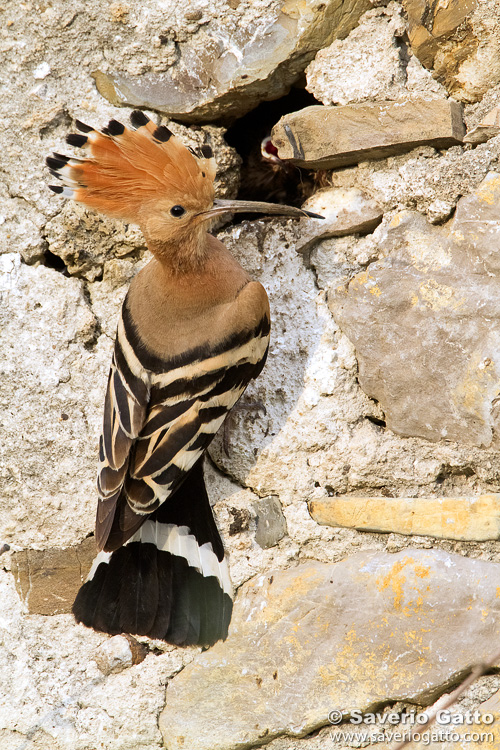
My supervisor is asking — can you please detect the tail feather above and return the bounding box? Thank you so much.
[73,458,233,647]
[119,543,160,635]
[148,557,174,640]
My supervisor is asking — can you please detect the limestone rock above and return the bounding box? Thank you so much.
[93,0,373,123]
[403,0,500,103]
[10,538,95,615]
[160,549,500,750]
[88,255,149,337]
[464,104,500,144]
[43,202,144,281]
[297,188,383,253]
[0,254,110,548]
[254,496,287,549]
[329,173,500,446]
[208,220,325,484]
[426,198,456,224]
[0,190,47,265]
[306,4,408,105]
[93,635,147,675]
[0,569,186,750]
[271,100,465,169]
[309,494,500,541]
[450,172,500,274]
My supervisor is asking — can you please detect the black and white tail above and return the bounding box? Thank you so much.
[73,459,233,647]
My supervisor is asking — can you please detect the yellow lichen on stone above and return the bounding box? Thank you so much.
[475,174,500,206]
[452,349,499,426]
[416,278,464,311]
[309,495,500,540]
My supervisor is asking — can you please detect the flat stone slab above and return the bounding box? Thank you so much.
[309,494,500,541]
[329,173,500,446]
[11,538,95,615]
[160,549,500,750]
[296,187,383,253]
[271,99,464,169]
[464,105,500,144]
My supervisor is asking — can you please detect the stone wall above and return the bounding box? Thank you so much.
[2,1,500,748]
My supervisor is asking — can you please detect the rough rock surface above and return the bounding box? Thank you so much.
[403,0,500,103]
[464,104,500,144]
[93,0,373,122]
[254,496,288,549]
[208,220,327,484]
[4,1,500,749]
[93,635,147,676]
[271,100,465,169]
[310,494,500,541]
[297,187,383,253]
[305,3,408,105]
[160,549,500,750]
[329,173,500,446]
[0,253,109,549]
[0,569,187,750]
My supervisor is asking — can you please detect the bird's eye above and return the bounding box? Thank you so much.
[170,205,186,218]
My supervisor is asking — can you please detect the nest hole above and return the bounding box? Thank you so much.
[225,85,325,210]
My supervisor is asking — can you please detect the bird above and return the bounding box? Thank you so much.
[46,110,322,648]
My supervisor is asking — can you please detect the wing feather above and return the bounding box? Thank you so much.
[96,297,270,552]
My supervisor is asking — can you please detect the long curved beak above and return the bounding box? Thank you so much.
[200,198,325,220]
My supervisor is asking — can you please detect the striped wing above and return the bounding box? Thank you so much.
[96,296,270,552]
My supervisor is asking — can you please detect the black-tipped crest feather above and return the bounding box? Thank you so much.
[66,133,88,148]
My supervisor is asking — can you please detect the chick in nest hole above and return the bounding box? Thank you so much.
[238,136,330,206]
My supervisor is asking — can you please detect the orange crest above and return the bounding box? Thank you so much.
[46,111,216,223]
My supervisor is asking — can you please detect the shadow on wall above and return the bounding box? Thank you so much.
[209,217,326,486]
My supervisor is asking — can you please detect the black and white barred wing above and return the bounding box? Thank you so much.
[96,305,270,552]
[96,340,148,549]
[129,330,270,504]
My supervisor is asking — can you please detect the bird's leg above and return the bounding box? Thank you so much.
[223,400,267,456]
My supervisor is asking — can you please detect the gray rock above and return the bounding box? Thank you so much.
[160,549,500,750]
[0,569,186,750]
[464,104,500,144]
[208,220,325,485]
[93,635,147,676]
[271,99,465,169]
[450,171,500,274]
[297,187,383,254]
[0,190,47,265]
[0,253,109,548]
[328,174,500,446]
[44,202,144,281]
[92,0,373,123]
[254,496,287,549]
[403,0,500,103]
[306,4,408,106]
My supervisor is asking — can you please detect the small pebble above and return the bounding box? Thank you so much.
[33,62,51,80]
[93,634,147,675]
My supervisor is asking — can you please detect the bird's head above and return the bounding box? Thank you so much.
[46,111,322,262]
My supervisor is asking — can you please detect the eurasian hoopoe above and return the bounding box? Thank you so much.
[46,111,322,647]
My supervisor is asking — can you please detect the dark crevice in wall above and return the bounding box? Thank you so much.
[41,249,70,275]
[224,85,323,213]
